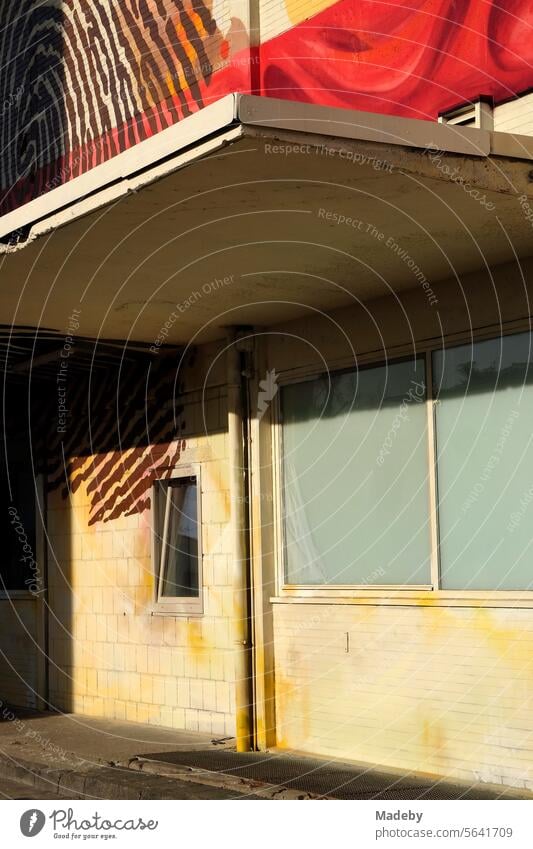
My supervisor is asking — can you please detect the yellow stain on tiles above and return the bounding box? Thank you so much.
[186,619,205,655]
[421,717,445,755]
[139,538,154,589]
[272,601,533,784]
[275,669,310,750]
[134,584,153,612]
[273,673,294,750]
[472,608,533,665]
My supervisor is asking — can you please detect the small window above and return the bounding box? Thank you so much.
[152,470,202,614]
[439,104,477,127]
[439,99,493,130]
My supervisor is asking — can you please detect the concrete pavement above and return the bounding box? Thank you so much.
[0,776,71,799]
[0,708,258,799]
[1,708,532,800]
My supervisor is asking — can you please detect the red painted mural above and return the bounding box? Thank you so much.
[260,0,533,120]
[1,0,533,223]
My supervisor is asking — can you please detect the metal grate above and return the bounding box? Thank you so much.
[138,749,519,800]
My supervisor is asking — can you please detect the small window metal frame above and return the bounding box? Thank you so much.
[151,464,203,616]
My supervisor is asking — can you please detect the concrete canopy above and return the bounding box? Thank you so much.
[1,95,533,346]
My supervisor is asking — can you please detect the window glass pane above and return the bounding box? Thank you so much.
[160,477,199,598]
[433,331,533,590]
[281,358,431,585]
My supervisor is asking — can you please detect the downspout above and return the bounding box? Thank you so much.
[227,329,254,751]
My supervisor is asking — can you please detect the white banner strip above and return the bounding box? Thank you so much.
[3,799,533,848]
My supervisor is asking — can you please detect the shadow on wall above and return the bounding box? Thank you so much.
[37,350,191,527]
[0,375,60,712]
[0,340,206,715]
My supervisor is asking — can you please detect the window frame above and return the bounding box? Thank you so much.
[439,104,477,126]
[438,98,493,130]
[272,322,533,604]
[151,464,203,617]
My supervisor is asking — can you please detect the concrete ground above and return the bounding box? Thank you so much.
[0,708,221,765]
[0,776,71,799]
[0,709,532,800]
[0,709,255,799]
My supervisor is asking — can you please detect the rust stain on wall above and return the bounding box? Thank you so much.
[186,619,205,654]
[421,717,446,755]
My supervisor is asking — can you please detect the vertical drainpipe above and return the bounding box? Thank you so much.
[227,329,254,751]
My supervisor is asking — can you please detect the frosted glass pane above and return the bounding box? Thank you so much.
[281,359,431,585]
[433,331,533,590]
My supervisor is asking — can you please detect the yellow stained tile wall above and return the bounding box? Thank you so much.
[262,258,533,790]
[47,383,236,737]
[273,602,533,790]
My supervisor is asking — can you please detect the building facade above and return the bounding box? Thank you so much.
[2,1,533,792]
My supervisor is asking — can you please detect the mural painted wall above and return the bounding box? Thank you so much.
[0,0,251,214]
[1,1,533,215]
[260,0,533,120]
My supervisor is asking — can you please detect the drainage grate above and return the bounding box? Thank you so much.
[138,750,515,800]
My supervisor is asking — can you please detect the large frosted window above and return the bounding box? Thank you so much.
[281,358,431,585]
[433,332,533,590]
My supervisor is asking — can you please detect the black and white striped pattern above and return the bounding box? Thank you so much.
[0,0,229,212]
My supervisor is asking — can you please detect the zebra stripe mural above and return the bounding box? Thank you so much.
[1,1,533,217]
[0,0,248,214]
